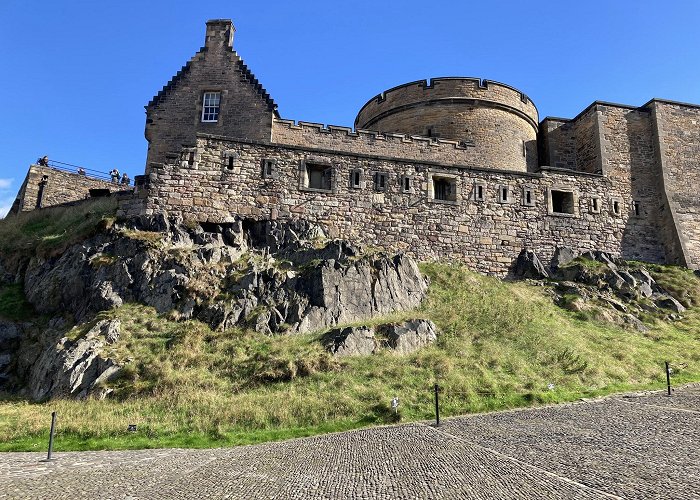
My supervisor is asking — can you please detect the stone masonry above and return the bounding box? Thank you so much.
[13,18,700,274]
[10,165,129,214]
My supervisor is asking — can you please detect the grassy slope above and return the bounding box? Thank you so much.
[1,262,699,452]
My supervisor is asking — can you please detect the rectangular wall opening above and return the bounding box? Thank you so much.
[551,190,574,214]
[433,176,457,202]
[306,163,332,191]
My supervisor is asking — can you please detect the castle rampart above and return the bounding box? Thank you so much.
[11,165,128,214]
[134,133,666,275]
[355,78,539,172]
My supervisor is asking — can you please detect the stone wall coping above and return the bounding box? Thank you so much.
[643,97,700,111]
[538,166,605,178]
[541,100,656,126]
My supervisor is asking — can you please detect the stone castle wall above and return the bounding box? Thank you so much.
[12,165,127,214]
[651,100,700,268]
[139,133,657,275]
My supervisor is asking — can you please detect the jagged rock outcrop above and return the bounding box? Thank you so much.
[19,217,427,335]
[323,326,377,356]
[19,319,122,400]
[0,216,429,399]
[323,319,438,357]
[514,249,549,279]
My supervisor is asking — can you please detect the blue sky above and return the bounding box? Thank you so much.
[1,0,699,217]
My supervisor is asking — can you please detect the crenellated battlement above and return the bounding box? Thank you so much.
[355,77,538,132]
[271,118,482,166]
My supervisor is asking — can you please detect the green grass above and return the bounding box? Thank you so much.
[1,261,699,452]
[0,283,34,321]
[0,197,117,258]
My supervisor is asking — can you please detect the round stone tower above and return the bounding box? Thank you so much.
[354,78,539,172]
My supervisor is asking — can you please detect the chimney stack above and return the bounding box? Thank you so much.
[205,19,234,49]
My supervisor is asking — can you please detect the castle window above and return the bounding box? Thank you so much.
[632,200,640,217]
[374,172,388,191]
[262,159,277,179]
[301,161,333,192]
[201,92,221,122]
[400,175,412,193]
[611,197,622,216]
[227,157,234,170]
[591,197,601,214]
[498,185,510,204]
[548,188,576,216]
[350,169,362,189]
[429,173,458,203]
[474,182,486,202]
[522,186,535,207]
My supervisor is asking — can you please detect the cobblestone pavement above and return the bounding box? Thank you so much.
[0,386,698,499]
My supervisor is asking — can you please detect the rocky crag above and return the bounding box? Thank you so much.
[0,216,429,400]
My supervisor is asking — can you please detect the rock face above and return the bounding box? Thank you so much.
[544,251,693,330]
[323,326,377,357]
[0,216,429,399]
[381,320,438,354]
[513,249,549,279]
[18,217,427,335]
[323,319,438,357]
[22,319,122,400]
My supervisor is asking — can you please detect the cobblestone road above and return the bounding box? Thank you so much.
[1,386,698,499]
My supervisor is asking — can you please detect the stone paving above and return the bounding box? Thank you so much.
[0,386,698,499]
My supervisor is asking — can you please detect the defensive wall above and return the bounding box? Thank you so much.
[10,165,129,214]
[127,130,669,275]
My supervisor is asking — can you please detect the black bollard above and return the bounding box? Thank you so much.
[41,411,57,462]
[666,361,672,397]
[434,384,440,426]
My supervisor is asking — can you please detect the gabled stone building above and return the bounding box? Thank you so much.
[18,19,700,275]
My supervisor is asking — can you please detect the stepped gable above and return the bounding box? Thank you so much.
[146,23,277,114]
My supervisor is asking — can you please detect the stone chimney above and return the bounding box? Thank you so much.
[205,19,234,49]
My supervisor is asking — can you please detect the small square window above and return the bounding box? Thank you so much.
[350,169,362,189]
[522,187,535,207]
[549,189,576,216]
[474,182,486,202]
[590,197,601,214]
[301,161,333,192]
[430,175,458,203]
[201,92,221,122]
[374,172,388,191]
[262,159,276,179]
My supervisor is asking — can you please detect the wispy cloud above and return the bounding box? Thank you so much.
[0,178,13,190]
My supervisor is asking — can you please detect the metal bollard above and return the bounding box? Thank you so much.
[41,411,57,462]
[665,361,672,397]
[434,384,440,426]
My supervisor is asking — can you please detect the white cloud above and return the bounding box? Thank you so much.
[0,203,11,219]
[0,178,13,190]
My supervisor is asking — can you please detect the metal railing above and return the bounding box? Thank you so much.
[39,159,133,185]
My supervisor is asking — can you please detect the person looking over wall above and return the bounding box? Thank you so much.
[121,173,130,185]
[77,167,86,175]
[110,168,120,183]
[38,155,49,166]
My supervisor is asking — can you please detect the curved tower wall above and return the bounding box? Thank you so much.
[355,78,539,172]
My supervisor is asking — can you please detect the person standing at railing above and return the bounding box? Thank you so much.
[38,155,49,166]
[110,168,120,183]
[121,173,130,186]
[77,167,86,175]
